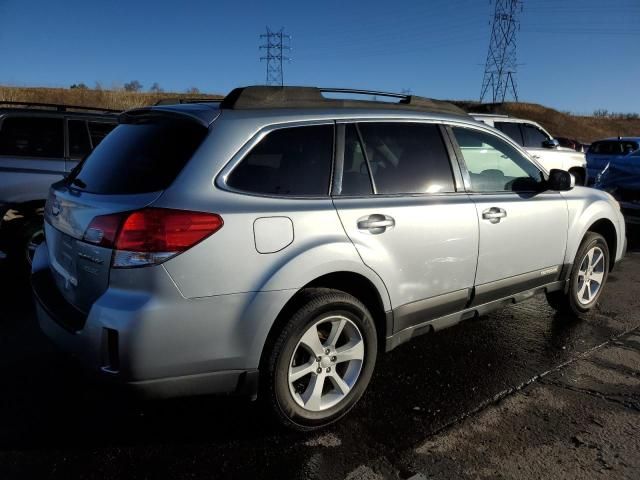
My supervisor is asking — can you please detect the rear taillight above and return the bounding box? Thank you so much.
[83,208,223,268]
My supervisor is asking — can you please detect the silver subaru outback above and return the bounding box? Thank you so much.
[32,86,626,430]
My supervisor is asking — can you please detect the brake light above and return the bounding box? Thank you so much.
[83,208,223,268]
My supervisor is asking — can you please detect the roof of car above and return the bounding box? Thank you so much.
[597,137,640,142]
[0,101,119,117]
[135,86,469,126]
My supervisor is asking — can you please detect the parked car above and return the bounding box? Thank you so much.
[554,136,588,153]
[471,114,588,185]
[0,102,118,268]
[32,87,626,430]
[586,137,640,184]
[595,150,640,224]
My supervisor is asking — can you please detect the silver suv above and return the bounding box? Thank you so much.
[0,102,117,267]
[32,87,626,430]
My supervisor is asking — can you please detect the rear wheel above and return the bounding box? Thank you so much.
[546,232,609,316]
[262,288,377,431]
[7,213,45,273]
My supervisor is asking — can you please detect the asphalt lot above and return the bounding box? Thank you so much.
[0,226,638,480]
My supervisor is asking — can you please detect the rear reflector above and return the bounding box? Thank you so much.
[83,208,223,268]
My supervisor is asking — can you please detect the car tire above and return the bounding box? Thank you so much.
[7,213,45,274]
[546,232,609,316]
[262,288,378,431]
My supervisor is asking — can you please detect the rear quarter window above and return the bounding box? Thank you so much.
[226,124,333,197]
[70,117,207,194]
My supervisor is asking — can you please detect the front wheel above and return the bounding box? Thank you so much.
[546,232,609,316]
[262,288,378,431]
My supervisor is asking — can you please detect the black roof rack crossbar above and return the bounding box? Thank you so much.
[154,98,223,106]
[219,86,466,116]
[0,100,120,113]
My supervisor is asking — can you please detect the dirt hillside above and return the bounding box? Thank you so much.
[0,86,637,144]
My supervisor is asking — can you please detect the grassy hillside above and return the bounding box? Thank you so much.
[0,86,637,143]
[0,86,223,111]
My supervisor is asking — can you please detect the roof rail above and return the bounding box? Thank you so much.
[154,98,223,106]
[468,112,509,118]
[219,86,466,116]
[0,100,120,113]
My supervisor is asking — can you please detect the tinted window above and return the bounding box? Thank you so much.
[589,141,639,155]
[452,127,543,192]
[522,124,550,148]
[68,120,91,159]
[340,124,373,195]
[0,117,63,158]
[495,122,524,146]
[227,125,333,196]
[70,118,207,194]
[88,121,116,148]
[357,123,455,194]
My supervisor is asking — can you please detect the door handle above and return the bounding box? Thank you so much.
[357,214,395,234]
[482,207,507,224]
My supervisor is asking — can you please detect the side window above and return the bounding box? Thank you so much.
[357,123,455,195]
[522,124,550,148]
[0,117,63,158]
[452,127,543,192]
[226,125,333,196]
[340,124,373,195]
[494,122,524,146]
[68,120,91,159]
[88,121,116,148]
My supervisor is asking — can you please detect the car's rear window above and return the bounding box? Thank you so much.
[589,140,639,155]
[70,118,207,194]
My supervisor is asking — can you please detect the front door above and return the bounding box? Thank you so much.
[332,122,479,332]
[449,125,568,305]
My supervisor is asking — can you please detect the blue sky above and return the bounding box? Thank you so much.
[1,0,638,113]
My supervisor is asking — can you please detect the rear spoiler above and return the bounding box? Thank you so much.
[119,106,218,128]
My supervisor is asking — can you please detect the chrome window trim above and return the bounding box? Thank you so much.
[215,119,336,200]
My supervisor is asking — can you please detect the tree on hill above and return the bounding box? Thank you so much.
[124,80,143,92]
[185,87,200,94]
[70,83,88,90]
[149,82,163,93]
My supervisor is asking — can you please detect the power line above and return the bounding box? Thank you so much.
[259,27,291,87]
[480,0,523,103]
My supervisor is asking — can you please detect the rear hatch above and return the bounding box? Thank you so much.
[44,109,210,313]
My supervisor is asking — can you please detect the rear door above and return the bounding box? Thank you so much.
[449,125,568,305]
[0,115,66,202]
[332,121,478,333]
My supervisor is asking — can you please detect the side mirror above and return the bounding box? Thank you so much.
[542,138,560,149]
[547,169,575,191]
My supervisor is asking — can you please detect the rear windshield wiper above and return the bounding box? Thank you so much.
[72,178,87,189]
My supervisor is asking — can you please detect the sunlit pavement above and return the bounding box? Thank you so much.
[0,229,638,480]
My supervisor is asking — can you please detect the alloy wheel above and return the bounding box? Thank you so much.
[288,315,365,412]
[576,246,606,305]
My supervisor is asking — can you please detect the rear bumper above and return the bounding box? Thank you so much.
[32,243,293,399]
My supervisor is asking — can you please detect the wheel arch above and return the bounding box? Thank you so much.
[258,270,391,371]
[587,218,618,271]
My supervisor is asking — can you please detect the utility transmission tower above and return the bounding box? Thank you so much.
[480,0,522,103]
[259,27,291,86]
